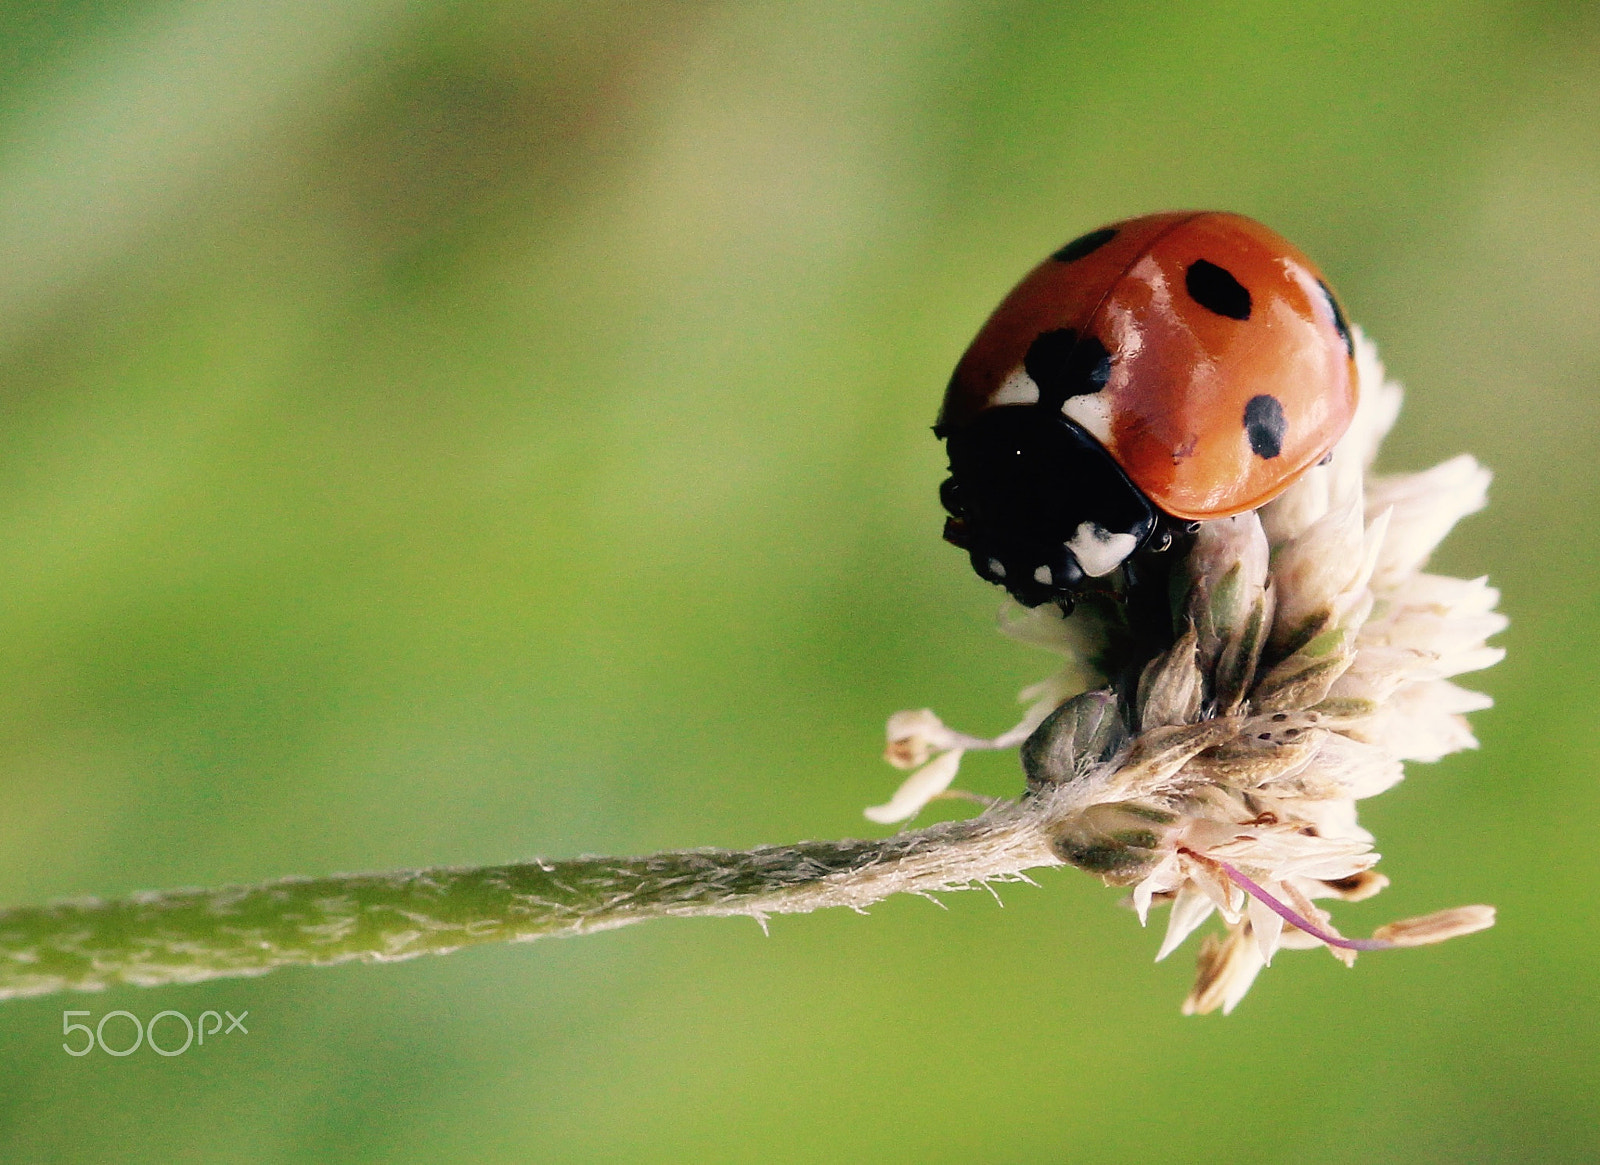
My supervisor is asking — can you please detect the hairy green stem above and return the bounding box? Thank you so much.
[0,804,1059,1001]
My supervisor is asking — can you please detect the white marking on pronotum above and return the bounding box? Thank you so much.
[1062,391,1114,445]
[991,367,1040,407]
[1032,565,1053,585]
[1066,522,1138,577]
[986,558,1007,579]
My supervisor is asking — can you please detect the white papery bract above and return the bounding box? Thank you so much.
[871,329,1502,1013]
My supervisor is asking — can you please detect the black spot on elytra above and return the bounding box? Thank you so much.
[1023,330,1111,405]
[1023,329,1077,395]
[1071,336,1112,396]
[1318,279,1353,356]
[1052,227,1117,263]
[1244,394,1286,459]
[1186,259,1252,320]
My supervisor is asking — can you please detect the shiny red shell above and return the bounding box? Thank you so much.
[938,212,1358,521]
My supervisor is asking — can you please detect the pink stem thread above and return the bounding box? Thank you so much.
[1185,849,1395,952]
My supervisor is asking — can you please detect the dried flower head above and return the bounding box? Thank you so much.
[869,330,1502,1013]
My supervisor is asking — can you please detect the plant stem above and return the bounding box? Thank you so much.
[0,804,1058,1001]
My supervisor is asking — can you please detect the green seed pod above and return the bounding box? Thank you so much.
[1021,688,1125,791]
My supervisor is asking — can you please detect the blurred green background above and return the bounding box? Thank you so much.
[0,1,1594,1160]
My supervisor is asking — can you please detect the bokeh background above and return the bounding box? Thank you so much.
[0,1,1595,1160]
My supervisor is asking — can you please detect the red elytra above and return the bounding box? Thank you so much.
[938,211,1358,522]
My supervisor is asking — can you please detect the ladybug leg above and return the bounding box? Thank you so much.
[1145,515,1199,554]
[939,475,964,517]
[1040,544,1085,593]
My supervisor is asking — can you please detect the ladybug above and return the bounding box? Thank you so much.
[936,211,1357,609]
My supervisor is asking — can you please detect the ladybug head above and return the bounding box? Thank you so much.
[938,407,1160,608]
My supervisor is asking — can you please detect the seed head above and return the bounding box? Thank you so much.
[871,330,1502,1013]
